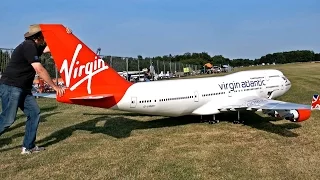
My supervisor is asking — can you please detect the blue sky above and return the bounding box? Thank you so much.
[0,0,319,59]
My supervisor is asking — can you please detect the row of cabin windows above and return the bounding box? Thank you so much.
[250,75,279,79]
[234,87,261,92]
[202,87,261,96]
[159,96,195,102]
[266,85,279,88]
[250,77,265,79]
[139,95,195,104]
[202,92,225,97]
[138,87,262,104]
[139,100,154,103]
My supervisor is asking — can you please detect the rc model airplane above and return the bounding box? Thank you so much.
[33,24,320,124]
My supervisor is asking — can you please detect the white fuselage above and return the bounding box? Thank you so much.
[113,69,292,116]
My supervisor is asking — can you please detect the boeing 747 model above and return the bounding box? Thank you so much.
[34,24,320,124]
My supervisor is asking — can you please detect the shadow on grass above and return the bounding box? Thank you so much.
[0,110,302,152]
[83,111,301,138]
[216,111,301,137]
[38,111,300,147]
[35,115,200,148]
[0,106,59,149]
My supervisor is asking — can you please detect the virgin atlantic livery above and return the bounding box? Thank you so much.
[33,24,320,124]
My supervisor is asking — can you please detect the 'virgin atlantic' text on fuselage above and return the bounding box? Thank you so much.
[218,79,266,91]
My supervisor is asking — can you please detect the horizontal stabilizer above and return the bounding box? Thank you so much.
[70,94,114,100]
[33,93,56,98]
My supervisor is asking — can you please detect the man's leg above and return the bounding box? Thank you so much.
[20,93,44,153]
[0,84,22,136]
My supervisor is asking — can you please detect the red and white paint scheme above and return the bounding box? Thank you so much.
[34,24,319,123]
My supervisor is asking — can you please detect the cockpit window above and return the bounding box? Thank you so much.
[282,76,288,82]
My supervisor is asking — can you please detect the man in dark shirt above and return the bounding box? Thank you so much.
[0,24,70,154]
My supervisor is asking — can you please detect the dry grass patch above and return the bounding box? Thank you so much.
[1,62,320,179]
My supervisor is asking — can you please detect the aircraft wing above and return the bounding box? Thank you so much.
[192,96,312,115]
[219,96,311,111]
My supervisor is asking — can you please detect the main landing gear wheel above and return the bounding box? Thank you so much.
[200,115,220,124]
[233,111,244,124]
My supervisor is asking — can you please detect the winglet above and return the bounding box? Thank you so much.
[311,94,320,110]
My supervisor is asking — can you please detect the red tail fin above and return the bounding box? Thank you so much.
[39,24,132,108]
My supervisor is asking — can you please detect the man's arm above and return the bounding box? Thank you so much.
[31,62,57,88]
[43,46,50,53]
[32,62,65,97]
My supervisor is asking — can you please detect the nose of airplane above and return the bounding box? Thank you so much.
[285,77,291,90]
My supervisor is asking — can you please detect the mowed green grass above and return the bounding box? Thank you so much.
[1,62,320,180]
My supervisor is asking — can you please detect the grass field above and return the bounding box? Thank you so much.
[1,62,320,180]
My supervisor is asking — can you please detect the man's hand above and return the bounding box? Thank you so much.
[66,27,72,34]
[53,85,66,97]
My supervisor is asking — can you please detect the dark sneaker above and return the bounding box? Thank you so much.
[21,146,45,154]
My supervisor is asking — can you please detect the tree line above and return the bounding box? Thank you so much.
[137,50,320,67]
[1,48,319,76]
